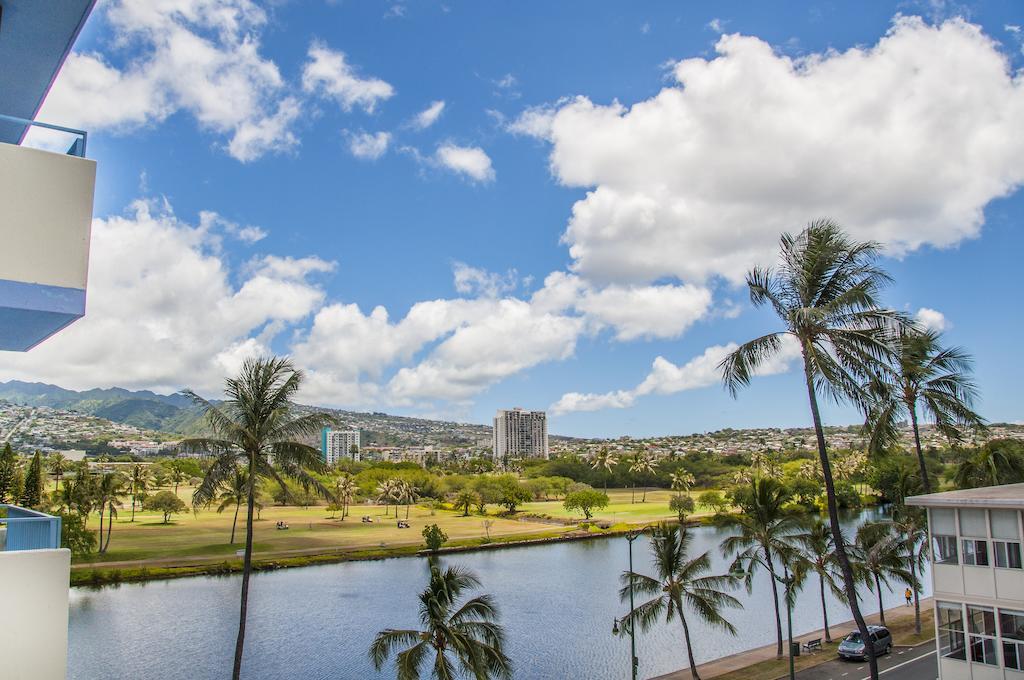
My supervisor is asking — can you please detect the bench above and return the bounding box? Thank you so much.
[802,638,822,652]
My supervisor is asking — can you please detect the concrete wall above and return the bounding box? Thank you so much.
[0,548,71,680]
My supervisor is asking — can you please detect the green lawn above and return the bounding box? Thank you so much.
[517,488,721,522]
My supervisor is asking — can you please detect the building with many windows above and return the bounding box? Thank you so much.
[492,408,549,463]
[321,427,361,465]
[908,484,1024,680]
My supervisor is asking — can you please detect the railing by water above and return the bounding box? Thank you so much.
[0,505,62,551]
[0,113,88,157]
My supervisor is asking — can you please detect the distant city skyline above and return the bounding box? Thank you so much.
[0,1,1021,438]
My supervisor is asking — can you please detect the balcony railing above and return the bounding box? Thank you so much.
[0,505,62,552]
[0,113,88,157]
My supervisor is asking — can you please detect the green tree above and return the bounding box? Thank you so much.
[454,491,479,517]
[620,523,740,680]
[591,449,619,491]
[168,461,188,496]
[563,489,609,520]
[333,474,356,520]
[670,494,696,524]
[48,452,69,491]
[0,443,16,503]
[421,523,448,552]
[128,464,149,522]
[495,476,531,514]
[952,440,1024,489]
[720,221,903,679]
[20,451,45,507]
[59,511,96,557]
[146,489,187,523]
[628,451,656,503]
[95,472,126,553]
[891,507,929,635]
[370,561,511,680]
[697,490,727,515]
[851,522,911,627]
[865,328,985,493]
[792,520,845,642]
[213,467,249,544]
[179,357,336,680]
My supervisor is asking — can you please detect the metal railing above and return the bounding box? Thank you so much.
[0,113,88,157]
[0,505,62,552]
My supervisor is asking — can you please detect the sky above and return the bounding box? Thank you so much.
[2,0,1023,438]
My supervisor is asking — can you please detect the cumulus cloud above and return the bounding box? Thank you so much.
[915,307,949,332]
[435,143,496,182]
[452,263,518,298]
[302,42,395,113]
[575,283,711,341]
[515,17,1024,286]
[411,100,446,130]
[347,130,392,160]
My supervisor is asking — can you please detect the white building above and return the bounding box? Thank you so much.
[908,484,1024,680]
[492,408,549,463]
[321,427,361,465]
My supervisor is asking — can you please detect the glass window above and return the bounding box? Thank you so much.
[939,602,967,661]
[1001,610,1024,671]
[934,535,959,564]
[961,509,988,537]
[994,541,1023,569]
[933,508,957,535]
[963,539,990,566]
[968,606,998,666]
[991,510,1020,540]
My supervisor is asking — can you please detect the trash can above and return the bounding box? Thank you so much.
[791,642,801,657]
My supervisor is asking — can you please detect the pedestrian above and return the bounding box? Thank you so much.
[905,587,913,606]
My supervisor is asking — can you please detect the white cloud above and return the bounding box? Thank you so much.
[302,42,395,113]
[347,130,392,160]
[435,143,496,182]
[452,263,518,298]
[35,0,302,162]
[551,336,802,414]
[576,283,711,341]
[411,100,446,129]
[707,17,728,33]
[517,17,1024,286]
[198,210,267,243]
[915,307,949,332]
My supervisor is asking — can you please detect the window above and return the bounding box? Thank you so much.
[934,535,959,564]
[961,508,988,537]
[968,606,999,666]
[963,539,990,566]
[991,510,1021,540]
[1001,610,1024,671]
[938,601,967,660]
[994,541,1023,569]
[932,508,957,535]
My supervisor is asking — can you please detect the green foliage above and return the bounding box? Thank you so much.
[563,489,610,519]
[833,480,862,509]
[60,511,96,557]
[422,523,448,552]
[669,494,696,522]
[0,443,17,503]
[697,490,727,514]
[951,439,1024,489]
[788,476,821,509]
[20,451,45,507]
[146,490,187,523]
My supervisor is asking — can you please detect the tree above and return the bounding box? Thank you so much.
[953,440,1024,489]
[377,479,400,517]
[0,443,16,503]
[720,477,801,658]
[591,449,619,491]
[891,507,929,635]
[454,491,479,517]
[421,524,448,552]
[333,474,356,520]
[697,490,727,515]
[792,520,846,642]
[48,452,68,491]
[19,451,45,508]
[495,476,531,514]
[620,523,740,680]
[147,489,187,523]
[59,511,96,557]
[865,328,984,493]
[720,221,904,680]
[564,489,609,520]
[128,464,149,522]
[178,357,336,680]
[628,451,656,503]
[398,480,419,520]
[168,461,188,496]
[851,522,911,627]
[214,467,249,544]
[370,561,511,680]
[670,494,696,524]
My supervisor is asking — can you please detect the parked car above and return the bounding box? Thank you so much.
[837,625,892,660]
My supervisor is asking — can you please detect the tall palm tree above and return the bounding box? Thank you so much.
[620,523,740,680]
[952,441,1024,489]
[670,471,695,498]
[213,467,249,544]
[591,449,619,491]
[95,472,125,554]
[378,479,401,517]
[334,474,356,520]
[890,507,929,635]
[48,452,68,491]
[792,520,846,642]
[628,451,656,503]
[720,220,905,679]
[866,328,985,493]
[127,464,149,522]
[179,356,336,680]
[169,463,187,497]
[851,522,911,627]
[370,560,512,680]
[720,477,802,658]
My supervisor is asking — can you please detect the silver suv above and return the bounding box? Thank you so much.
[837,625,892,660]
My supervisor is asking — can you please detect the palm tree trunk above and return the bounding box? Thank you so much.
[786,579,795,680]
[908,404,931,494]
[104,506,113,552]
[233,456,257,680]
[230,500,240,544]
[631,484,635,504]
[642,487,647,503]
[819,573,832,642]
[874,573,886,625]
[131,492,136,522]
[679,609,702,680]
[765,551,785,658]
[97,505,105,553]
[802,351,878,680]
[911,554,921,635]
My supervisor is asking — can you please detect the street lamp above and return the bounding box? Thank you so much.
[612,529,643,680]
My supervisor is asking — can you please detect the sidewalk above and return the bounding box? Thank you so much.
[652,597,934,680]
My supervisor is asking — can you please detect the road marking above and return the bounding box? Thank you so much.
[857,649,936,680]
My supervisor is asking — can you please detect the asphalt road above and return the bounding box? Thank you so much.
[795,642,937,680]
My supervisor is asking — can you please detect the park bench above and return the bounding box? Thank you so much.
[802,638,822,652]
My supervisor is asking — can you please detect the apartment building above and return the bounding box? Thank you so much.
[321,427,361,465]
[908,484,1024,680]
[492,408,549,463]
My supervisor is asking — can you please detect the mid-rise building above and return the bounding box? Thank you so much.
[492,408,549,463]
[908,484,1024,680]
[321,427,361,465]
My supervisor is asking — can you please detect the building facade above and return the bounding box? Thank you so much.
[492,408,549,462]
[321,427,361,465]
[908,484,1024,680]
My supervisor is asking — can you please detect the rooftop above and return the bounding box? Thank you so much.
[906,483,1024,510]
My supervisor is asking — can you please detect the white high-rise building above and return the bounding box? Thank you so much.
[492,408,549,463]
[321,428,361,465]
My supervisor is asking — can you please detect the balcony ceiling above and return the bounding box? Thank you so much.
[0,0,96,143]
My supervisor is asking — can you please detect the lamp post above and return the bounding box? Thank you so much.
[613,529,642,680]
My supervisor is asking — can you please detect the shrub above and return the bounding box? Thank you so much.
[422,523,448,552]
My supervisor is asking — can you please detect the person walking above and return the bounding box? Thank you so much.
[904,587,913,606]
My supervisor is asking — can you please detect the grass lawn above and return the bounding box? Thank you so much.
[517,488,721,522]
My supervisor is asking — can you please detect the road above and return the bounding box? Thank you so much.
[795,642,937,680]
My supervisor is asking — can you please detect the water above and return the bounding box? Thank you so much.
[67,509,930,680]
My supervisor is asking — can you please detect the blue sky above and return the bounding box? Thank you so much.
[3,0,1023,437]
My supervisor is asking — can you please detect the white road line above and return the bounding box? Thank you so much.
[857,649,936,680]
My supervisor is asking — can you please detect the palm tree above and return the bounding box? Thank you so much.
[670,471,695,498]
[891,507,929,635]
[377,479,401,517]
[865,327,985,493]
[720,477,802,658]
[851,522,911,627]
[334,474,356,520]
[127,464,148,522]
[628,451,656,503]
[370,560,512,680]
[179,356,336,680]
[454,491,478,517]
[95,472,126,554]
[792,520,846,643]
[720,220,905,679]
[48,452,68,491]
[400,481,419,520]
[952,441,1024,489]
[214,467,249,544]
[591,449,619,491]
[619,523,740,680]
